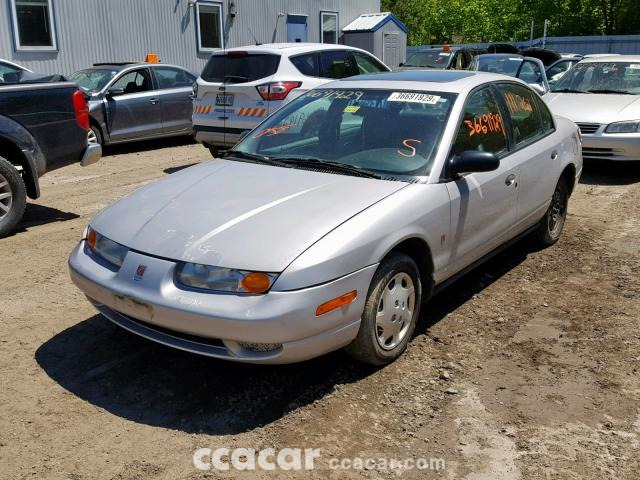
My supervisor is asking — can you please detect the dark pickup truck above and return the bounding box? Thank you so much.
[0,80,101,237]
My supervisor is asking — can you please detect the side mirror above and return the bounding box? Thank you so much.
[399,62,404,67]
[448,150,499,178]
[107,87,125,98]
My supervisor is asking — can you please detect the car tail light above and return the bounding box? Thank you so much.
[72,89,90,131]
[256,81,301,101]
[227,50,248,57]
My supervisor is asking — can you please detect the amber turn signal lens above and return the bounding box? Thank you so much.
[241,272,272,293]
[87,228,97,250]
[315,290,357,316]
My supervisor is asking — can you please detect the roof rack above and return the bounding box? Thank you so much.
[92,62,137,66]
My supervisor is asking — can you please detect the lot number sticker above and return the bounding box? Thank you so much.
[388,92,441,104]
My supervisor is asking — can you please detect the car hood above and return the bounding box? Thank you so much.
[545,92,640,123]
[91,159,407,272]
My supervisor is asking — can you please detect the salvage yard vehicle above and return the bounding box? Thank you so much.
[70,62,197,146]
[192,43,390,154]
[473,54,551,95]
[0,59,31,83]
[545,55,640,161]
[0,80,101,238]
[69,71,582,366]
[399,47,486,71]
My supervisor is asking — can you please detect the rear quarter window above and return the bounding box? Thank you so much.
[290,53,321,77]
[200,54,280,83]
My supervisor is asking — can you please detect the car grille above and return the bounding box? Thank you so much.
[577,123,600,134]
[582,147,616,158]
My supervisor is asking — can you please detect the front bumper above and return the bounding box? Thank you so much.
[581,131,640,161]
[68,241,377,364]
[80,143,102,167]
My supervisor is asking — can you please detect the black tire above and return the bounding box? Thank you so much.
[533,177,569,246]
[88,125,103,146]
[345,253,422,366]
[0,156,27,238]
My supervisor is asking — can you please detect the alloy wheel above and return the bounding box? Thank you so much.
[0,173,13,221]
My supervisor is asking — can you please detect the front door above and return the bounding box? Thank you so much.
[443,86,518,275]
[105,68,162,141]
[287,15,308,43]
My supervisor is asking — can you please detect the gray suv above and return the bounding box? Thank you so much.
[70,62,196,146]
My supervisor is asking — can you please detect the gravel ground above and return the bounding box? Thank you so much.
[1,138,639,479]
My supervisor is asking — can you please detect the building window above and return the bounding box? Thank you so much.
[320,12,338,44]
[196,1,223,51]
[10,0,57,51]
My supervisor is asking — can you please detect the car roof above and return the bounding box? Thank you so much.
[219,43,369,56]
[477,54,524,60]
[324,70,520,93]
[579,54,640,63]
[83,62,190,71]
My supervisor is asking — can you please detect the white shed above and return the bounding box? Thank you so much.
[342,12,408,68]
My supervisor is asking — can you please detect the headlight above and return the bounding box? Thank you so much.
[176,263,277,294]
[605,120,640,133]
[86,226,129,268]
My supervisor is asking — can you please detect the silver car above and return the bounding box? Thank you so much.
[69,71,582,365]
[70,63,197,146]
[473,54,551,95]
[544,55,640,161]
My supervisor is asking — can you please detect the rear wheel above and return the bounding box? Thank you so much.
[533,177,569,246]
[345,253,422,365]
[0,156,27,238]
[87,125,102,146]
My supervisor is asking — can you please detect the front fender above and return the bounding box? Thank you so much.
[272,183,452,291]
[0,115,46,198]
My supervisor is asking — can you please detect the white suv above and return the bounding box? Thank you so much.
[192,43,390,153]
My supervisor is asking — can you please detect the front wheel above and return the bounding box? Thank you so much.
[345,253,422,365]
[88,125,102,146]
[533,177,569,246]
[0,156,27,238]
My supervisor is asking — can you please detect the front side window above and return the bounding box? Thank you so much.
[234,89,456,178]
[518,61,543,84]
[320,12,338,44]
[0,63,23,83]
[111,69,152,94]
[320,51,358,79]
[451,87,508,158]
[197,2,223,51]
[10,0,57,50]
[153,67,196,89]
[497,83,545,147]
[352,52,388,74]
[70,68,118,93]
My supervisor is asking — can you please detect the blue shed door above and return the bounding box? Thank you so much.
[287,15,308,43]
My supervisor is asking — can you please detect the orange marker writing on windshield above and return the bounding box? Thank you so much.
[397,139,422,158]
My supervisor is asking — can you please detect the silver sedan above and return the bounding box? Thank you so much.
[69,71,582,365]
[544,55,640,161]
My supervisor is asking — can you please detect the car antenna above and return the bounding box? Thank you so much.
[247,26,261,45]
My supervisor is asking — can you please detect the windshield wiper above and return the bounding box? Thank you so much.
[272,157,382,179]
[587,89,633,95]
[551,88,590,93]
[220,150,291,168]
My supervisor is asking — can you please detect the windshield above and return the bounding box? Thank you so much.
[551,61,640,94]
[70,68,118,92]
[233,89,456,178]
[404,51,452,69]
[475,56,522,76]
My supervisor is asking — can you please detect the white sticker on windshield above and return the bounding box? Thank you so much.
[439,52,451,57]
[629,64,640,70]
[388,92,441,104]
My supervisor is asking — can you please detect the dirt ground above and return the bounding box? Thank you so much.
[1,138,639,479]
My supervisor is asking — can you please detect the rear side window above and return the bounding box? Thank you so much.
[200,54,280,83]
[497,83,545,147]
[154,67,196,89]
[290,53,321,77]
[451,87,508,157]
[320,51,358,79]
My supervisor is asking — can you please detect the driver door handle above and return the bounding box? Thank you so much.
[505,173,517,187]
[149,97,159,105]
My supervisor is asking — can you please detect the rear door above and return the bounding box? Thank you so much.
[495,82,559,228]
[151,66,196,134]
[194,53,280,144]
[105,68,162,141]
